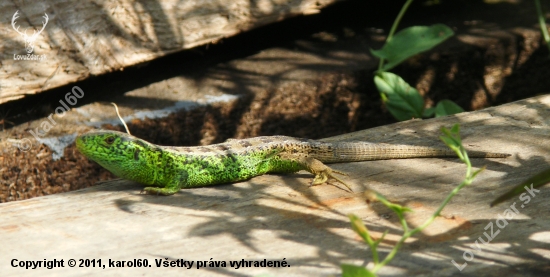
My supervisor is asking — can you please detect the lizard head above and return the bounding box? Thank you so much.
[76,130,156,184]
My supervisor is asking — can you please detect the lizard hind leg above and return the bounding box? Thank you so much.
[302,156,353,192]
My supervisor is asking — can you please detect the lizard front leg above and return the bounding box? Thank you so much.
[279,154,353,191]
[142,171,188,196]
[143,185,180,196]
[303,157,353,191]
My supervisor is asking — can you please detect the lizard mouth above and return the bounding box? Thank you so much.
[75,134,97,157]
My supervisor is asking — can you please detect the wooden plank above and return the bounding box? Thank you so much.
[1,95,550,276]
[0,0,339,104]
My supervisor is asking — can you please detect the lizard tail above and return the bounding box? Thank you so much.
[313,142,510,163]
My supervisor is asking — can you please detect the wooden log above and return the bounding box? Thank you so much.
[0,0,340,104]
[1,95,549,276]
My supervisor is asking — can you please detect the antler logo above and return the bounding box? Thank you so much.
[11,10,48,54]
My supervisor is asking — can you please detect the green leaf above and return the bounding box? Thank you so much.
[341,264,377,277]
[439,124,462,146]
[439,135,461,154]
[348,214,373,245]
[423,107,435,117]
[374,192,413,215]
[439,136,457,150]
[371,24,454,71]
[374,72,424,121]
[491,168,550,207]
[434,100,465,117]
[439,124,464,158]
[450,123,460,134]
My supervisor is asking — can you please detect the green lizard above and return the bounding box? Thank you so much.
[76,130,510,195]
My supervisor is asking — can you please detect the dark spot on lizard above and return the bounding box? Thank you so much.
[171,147,193,153]
[214,145,229,151]
[226,154,237,163]
[239,141,252,147]
[199,162,208,170]
[134,149,140,161]
[134,140,148,148]
[260,138,273,143]
[198,147,211,153]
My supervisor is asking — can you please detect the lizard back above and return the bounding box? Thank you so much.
[76,131,510,190]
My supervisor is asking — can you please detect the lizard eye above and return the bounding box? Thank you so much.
[105,136,116,144]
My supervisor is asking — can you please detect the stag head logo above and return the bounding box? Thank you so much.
[11,10,49,54]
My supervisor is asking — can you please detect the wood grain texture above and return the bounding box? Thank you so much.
[0,0,339,104]
[2,95,550,276]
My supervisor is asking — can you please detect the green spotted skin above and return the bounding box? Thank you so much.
[76,130,311,194]
[76,130,510,195]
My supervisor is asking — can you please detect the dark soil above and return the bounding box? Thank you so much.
[2,0,550,202]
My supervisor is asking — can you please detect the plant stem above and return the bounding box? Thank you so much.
[373,147,474,273]
[378,0,415,71]
[535,0,550,54]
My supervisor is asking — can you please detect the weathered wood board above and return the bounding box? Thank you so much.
[2,95,550,276]
[0,0,339,104]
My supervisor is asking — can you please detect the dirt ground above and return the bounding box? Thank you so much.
[1,0,549,202]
